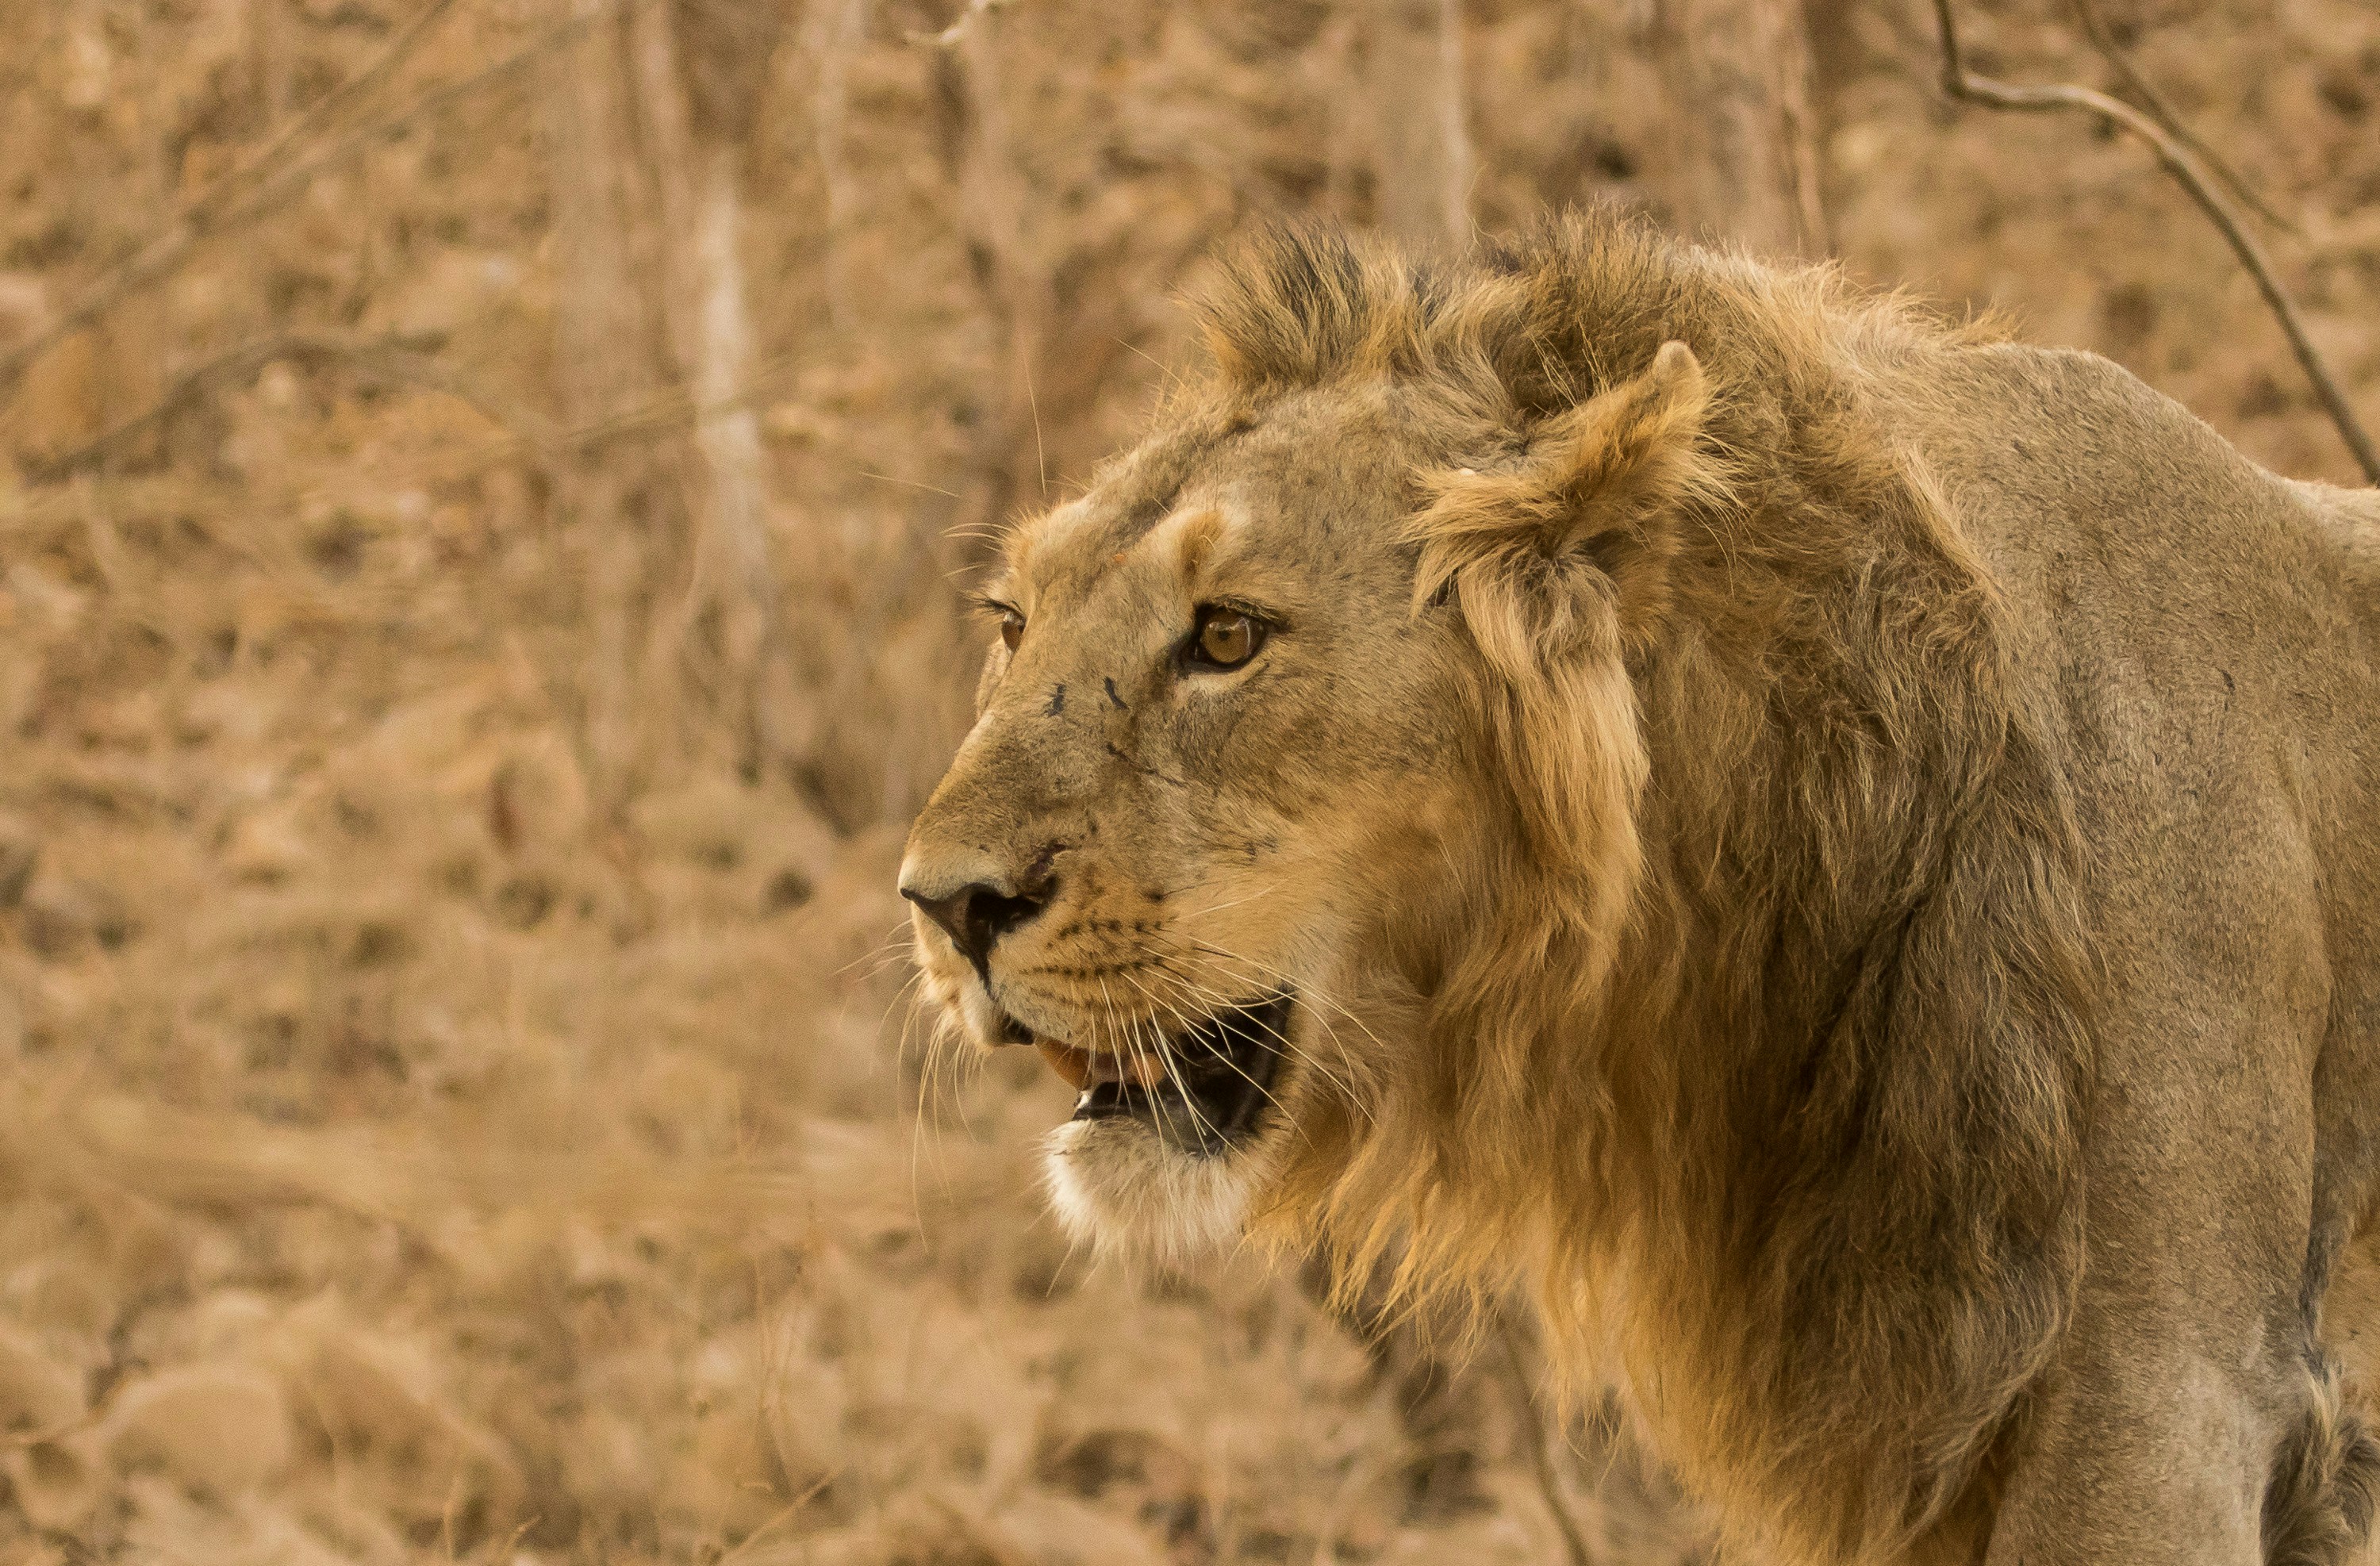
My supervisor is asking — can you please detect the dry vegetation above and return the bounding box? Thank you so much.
[0,0,2374,1561]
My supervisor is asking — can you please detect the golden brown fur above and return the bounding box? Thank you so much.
[900,212,2380,1562]
[1206,219,2095,1561]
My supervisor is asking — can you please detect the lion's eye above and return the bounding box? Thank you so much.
[1188,606,1265,670]
[999,610,1025,653]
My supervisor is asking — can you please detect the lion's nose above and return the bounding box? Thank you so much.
[901,873,1053,972]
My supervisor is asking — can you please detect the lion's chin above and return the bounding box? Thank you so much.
[1041,1115,1282,1267]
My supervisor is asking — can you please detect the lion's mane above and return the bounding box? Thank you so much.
[1196,214,2098,1562]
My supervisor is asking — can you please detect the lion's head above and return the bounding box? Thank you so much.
[900,219,1727,1268]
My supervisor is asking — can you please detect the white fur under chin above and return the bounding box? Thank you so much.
[1042,1117,1276,1269]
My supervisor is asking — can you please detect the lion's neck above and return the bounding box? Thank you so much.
[1349,474,2094,1563]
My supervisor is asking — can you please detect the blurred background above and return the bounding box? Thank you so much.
[0,0,2374,1560]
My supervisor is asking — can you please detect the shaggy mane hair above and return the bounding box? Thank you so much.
[1192,213,2098,1563]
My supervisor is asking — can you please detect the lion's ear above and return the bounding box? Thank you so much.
[1407,342,1718,957]
[1411,340,1719,667]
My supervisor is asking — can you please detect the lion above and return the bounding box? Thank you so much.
[897,209,2380,1563]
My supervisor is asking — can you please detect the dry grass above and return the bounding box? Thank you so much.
[0,0,2372,1560]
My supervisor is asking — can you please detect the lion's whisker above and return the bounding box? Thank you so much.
[1149,950,1368,1120]
[1148,1007,1229,1153]
[1196,942,1388,1057]
[1168,938,1379,1088]
[1180,942,1389,1104]
[1099,973,1184,1161]
[1171,881,1288,923]
[842,914,923,980]
[1120,966,1308,1153]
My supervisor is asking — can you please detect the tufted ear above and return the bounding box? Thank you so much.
[1411,340,1719,666]
[1407,341,1721,958]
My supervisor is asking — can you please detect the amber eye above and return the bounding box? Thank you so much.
[999,609,1025,652]
[1188,606,1265,670]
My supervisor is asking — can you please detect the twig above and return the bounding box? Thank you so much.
[22,333,559,483]
[545,351,806,455]
[198,0,463,228]
[712,1471,838,1564]
[0,0,465,393]
[2066,0,2293,232]
[17,329,848,489]
[0,2,616,402]
[18,324,967,520]
[1931,0,2379,484]
[907,0,1011,48]
[1495,1318,1596,1566]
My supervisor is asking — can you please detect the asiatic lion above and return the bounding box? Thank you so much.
[898,210,2380,1564]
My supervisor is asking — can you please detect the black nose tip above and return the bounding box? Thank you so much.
[904,879,1051,970]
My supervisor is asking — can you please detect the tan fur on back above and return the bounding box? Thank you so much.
[902,211,2380,1563]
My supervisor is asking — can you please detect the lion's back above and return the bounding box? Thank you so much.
[1891,340,2380,1430]
[1889,340,2380,856]
[1900,336,2380,996]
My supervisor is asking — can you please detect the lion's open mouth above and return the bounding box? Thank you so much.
[1015,994,1291,1156]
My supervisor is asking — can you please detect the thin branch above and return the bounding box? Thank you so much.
[549,354,801,455]
[2066,0,2293,232]
[196,0,463,228]
[907,0,1011,48]
[1495,1318,1597,1566]
[0,2,616,402]
[21,334,560,484]
[0,0,469,393]
[16,328,850,489]
[1932,0,2379,484]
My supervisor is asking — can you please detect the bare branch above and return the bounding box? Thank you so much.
[1932,0,2379,484]
[0,2,618,403]
[907,0,1012,49]
[194,0,463,229]
[21,334,560,485]
[1358,0,1474,250]
[0,0,467,396]
[2067,0,2294,232]
[16,327,835,492]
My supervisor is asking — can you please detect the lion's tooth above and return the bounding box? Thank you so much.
[1037,1040,1091,1089]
